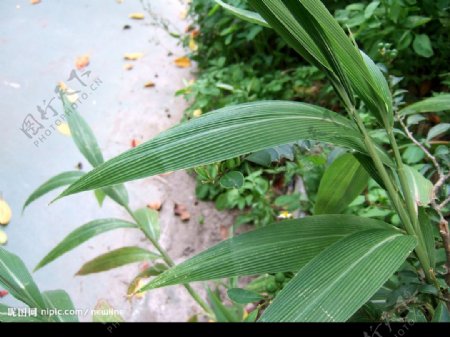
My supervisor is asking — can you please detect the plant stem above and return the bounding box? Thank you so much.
[123,204,213,316]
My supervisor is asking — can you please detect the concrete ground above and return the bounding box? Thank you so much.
[0,0,234,321]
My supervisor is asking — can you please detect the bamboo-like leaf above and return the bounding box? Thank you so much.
[314,153,369,214]
[23,171,85,211]
[139,215,396,291]
[259,229,416,322]
[250,0,393,126]
[353,153,385,188]
[56,101,393,199]
[127,263,168,296]
[215,0,270,27]
[403,165,433,209]
[35,219,138,271]
[134,208,160,242]
[418,208,435,269]
[433,301,450,322]
[399,94,450,116]
[0,247,46,309]
[76,247,160,275]
[427,123,450,141]
[42,290,78,322]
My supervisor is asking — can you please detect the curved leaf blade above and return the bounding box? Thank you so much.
[76,246,160,276]
[399,94,450,116]
[23,171,85,211]
[0,247,46,309]
[259,229,416,322]
[35,218,138,271]
[57,101,392,199]
[215,0,270,27]
[42,290,78,322]
[315,153,369,214]
[134,208,160,242]
[139,215,396,291]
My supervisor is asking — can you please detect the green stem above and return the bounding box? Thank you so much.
[123,205,213,316]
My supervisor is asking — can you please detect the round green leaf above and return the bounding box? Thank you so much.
[413,34,433,58]
[219,171,244,189]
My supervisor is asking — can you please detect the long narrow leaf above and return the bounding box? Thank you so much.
[76,247,160,275]
[139,215,396,291]
[56,101,393,199]
[35,219,138,271]
[42,290,78,322]
[315,153,369,214]
[259,229,416,322]
[0,247,46,309]
[215,0,270,27]
[399,94,450,116]
[23,171,85,211]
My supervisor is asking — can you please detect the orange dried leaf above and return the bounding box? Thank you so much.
[30,0,41,4]
[147,202,162,211]
[75,55,90,70]
[174,56,191,68]
[123,63,133,71]
[144,81,155,88]
[131,139,140,148]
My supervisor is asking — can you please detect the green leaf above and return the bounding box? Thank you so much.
[139,215,396,291]
[413,34,434,58]
[0,247,46,309]
[227,288,264,304]
[259,229,416,322]
[399,94,450,116]
[94,189,106,207]
[418,208,436,269]
[92,299,124,323]
[35,219,138,271]
[23,171,85,211]
[208,288,241,322]
[220,171,245,189]
[102,185,129,207]
[427,123,450,141]
[42,290,78,322]
[76,246,160,275]
[433,301,450,322]
[251,0,393,126]
[134,208,160,242]
[57,101,393,199]
[403,165,433,208]
[315,153,369,214]
[61,92,104,168]
[364,1,380,19]
[215,0,270,28]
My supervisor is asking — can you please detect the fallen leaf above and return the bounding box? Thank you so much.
[30,0,40,4]
[0,290,8,298]
[189,37,198,52]
[75,54,90,70]
[174,56,191,68]
[124,53,144,61]
[147,202,162,211]
[123,63,133,71]
[179,9,188,20]
[131,139,140,148]
[190,29,200,38]
[129,12,145,20]
[192,109,202,117]
[174,203,190,221]
[220,225,229,240]
[56,123,72,136]
[0,229,7,245]
[0,199,12,226]
[144,81,155,88]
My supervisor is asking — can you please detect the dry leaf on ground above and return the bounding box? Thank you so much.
[174,203,190,221]
[0,290,8,298]
[147,202,162,211]
[144,81,155,88]
[0,199,12,226]
[30,0,41,4]
[124,53,144,61]
[129,12,144,20]
[131,139,141,148]
[0,230,7,245]
[75,54,90,70]
[174,56,191,68]
[123,63,133,71]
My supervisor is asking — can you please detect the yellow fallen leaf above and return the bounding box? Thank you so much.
[123,63,133,71]
[134,279,146,299]
[124,53,144,61]
[57,123,71,136]
[179,9,188,20]
[75,54,90,70]
[174,56,191,68]
[0,199,12,226]
[30,0,40,4]
[189,37,198,52]
[193,109,202,117]
[129,12,145,20]
[144,81,155,88]
[0,229,7,245]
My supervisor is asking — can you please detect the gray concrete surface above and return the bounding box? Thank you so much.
[0,0,234,321]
